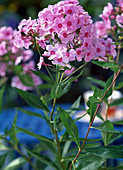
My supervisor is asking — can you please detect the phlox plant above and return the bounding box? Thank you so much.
[0,0,123,169]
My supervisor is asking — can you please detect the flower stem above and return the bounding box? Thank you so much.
[69,64,123,170]
[62,62,87,83]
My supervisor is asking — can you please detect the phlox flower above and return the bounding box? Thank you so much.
[95,21,111,38]
[85,47,96,62]
[95,41,106,59]
[0,41,7,56]
[76,47,85,62]
[53,18,64,33]
[99,3,113,21]
[82,37,92,50]
[116,14,123,28]
[63,15,77,31]
[59,30,74,44]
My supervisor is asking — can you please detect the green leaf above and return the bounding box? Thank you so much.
[16,88,50,112]
[31,70,54,84]
[91,61,119,69]
[0,153,8,168]
[17,107,48,121]
[115,81,123,90]
[89,96,101,104]
[19,74,34,86]
[85,145,123,159]
[16,127,54,144]
[62,70,83,86]
[109,97,123,106]
[98,120,122,145]
[67,96,81,117]
[3,157,26,170]
[87,99,97,122]
[87,77,105,88]
[59,107,80,149]
[76,153,105,170]
[51,83,63,98]
[102,75,113,103]
[8,113,18,147]
[112,120,123,125]
[0,85,5,113]
[13,65,23,74]
[61,82,71,96]
[26,147,58,170]
[38,83,53,89]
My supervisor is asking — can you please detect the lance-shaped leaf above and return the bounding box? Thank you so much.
[76,153,105,170]
[8,112,18,147]
[17,127,54,144]
[17,107,48,121]
[115,81,123,90]
[67,96,81,117]
[3,157,26,170]
[91,120,123,145]
[59,106,80,149]
[19,74,34,87]
[16,88,50,112]
[25,147,58,170]
[84,145,123,159]
[101,75,113,103]
[87,77,105,88]
[31,70,54,84]
[109,97,123,106]
[51,83,63,98]
[91,61,119,69]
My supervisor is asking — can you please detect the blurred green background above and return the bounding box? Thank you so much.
[0,0,122,108]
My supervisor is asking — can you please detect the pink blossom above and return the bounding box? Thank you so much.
[95,21,111,38]
[85,47,96,62]
[59,30,74,44]
[63,15,77,31]
[99,3,113,21]
[82,37,92,50]
[64,67,75,76]
[0,41,7,56]
[76,47,85,62]
[116,14,123,28]
[95,41,106,58]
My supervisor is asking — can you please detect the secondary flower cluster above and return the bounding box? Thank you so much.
[95,0,123,38]
[0,26,42,91]
[14,0,116,69]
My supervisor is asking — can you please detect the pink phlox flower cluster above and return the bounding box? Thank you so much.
[14,0,116,69]
[95,1,123,38]
[0,26,42,90]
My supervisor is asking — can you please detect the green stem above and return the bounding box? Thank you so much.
[50,98,56,121]
[62,62,87,83]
